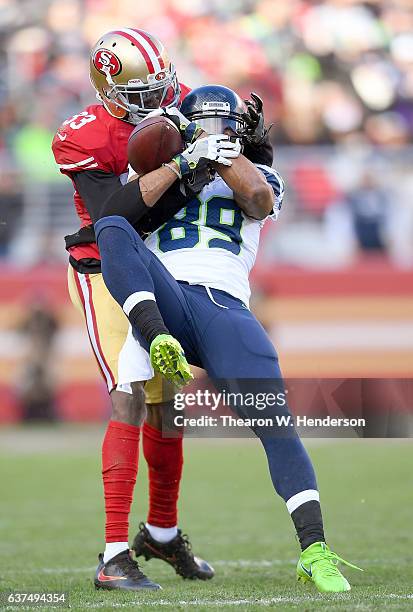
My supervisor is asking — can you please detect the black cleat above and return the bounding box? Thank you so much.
[132,522,215,580]
[94,549,161,591]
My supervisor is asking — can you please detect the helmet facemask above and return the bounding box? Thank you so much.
[185,101,247,137]
[100,66,180,125]
[179,90,248,193]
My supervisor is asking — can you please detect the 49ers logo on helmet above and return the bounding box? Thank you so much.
[93,49,122,76]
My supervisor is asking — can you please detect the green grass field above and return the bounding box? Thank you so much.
[0,427,412,611]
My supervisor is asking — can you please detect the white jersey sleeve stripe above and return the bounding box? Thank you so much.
[59,156,95,170]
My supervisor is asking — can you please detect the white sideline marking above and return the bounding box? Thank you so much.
[87,598,322,608]
[7,597,412,611]
[85,594,413,608]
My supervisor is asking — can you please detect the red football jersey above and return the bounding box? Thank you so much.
[52,84,191,262]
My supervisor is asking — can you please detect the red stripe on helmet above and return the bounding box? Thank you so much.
[133,29,165,70]
[112,30,155,74]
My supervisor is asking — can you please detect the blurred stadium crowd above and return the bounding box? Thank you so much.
[0,0,413,266]
[1,1,413,424]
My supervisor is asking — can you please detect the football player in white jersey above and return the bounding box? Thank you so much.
[94,85,362,593]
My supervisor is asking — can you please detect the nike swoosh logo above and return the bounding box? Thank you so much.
[97,569,127,582]
[300,562,312,578]
[57,132,67,141]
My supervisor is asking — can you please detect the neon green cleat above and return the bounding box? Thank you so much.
[297,542,363,593]
[150,334,193,388]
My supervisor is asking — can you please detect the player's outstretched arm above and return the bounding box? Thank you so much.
[213,153,274,220]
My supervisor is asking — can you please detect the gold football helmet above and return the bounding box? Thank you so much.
[89,28,180,124]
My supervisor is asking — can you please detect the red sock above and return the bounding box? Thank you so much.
[102,420,140,543]
[142,422,183,528]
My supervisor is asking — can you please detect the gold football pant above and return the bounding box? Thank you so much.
[68,265,174,403]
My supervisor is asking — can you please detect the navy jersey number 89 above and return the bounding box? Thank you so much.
[145,164,284,306]
[158,196,244,255]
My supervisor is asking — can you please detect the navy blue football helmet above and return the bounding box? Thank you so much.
[180,85,248,136]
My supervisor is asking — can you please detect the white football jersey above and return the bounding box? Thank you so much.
[144,164,284,306]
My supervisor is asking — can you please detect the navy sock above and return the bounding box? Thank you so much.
[128,300,169,346]
[291,501,325,551]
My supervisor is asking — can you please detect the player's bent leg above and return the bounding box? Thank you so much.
[188,287,359,591]
[95,215,193,387]
[255,395,362,590]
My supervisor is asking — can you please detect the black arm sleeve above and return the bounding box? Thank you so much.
[73,171,149,226]
[73,170,190,236]
[243,133,274,166]
[136,182,189,236]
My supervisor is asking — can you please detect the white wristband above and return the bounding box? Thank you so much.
[162,162,182,180]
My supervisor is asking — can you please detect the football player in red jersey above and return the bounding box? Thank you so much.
[52,29,224,591]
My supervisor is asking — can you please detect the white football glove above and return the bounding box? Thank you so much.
[174,135,241,176]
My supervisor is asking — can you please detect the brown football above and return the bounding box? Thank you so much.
[127,116,184,175]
